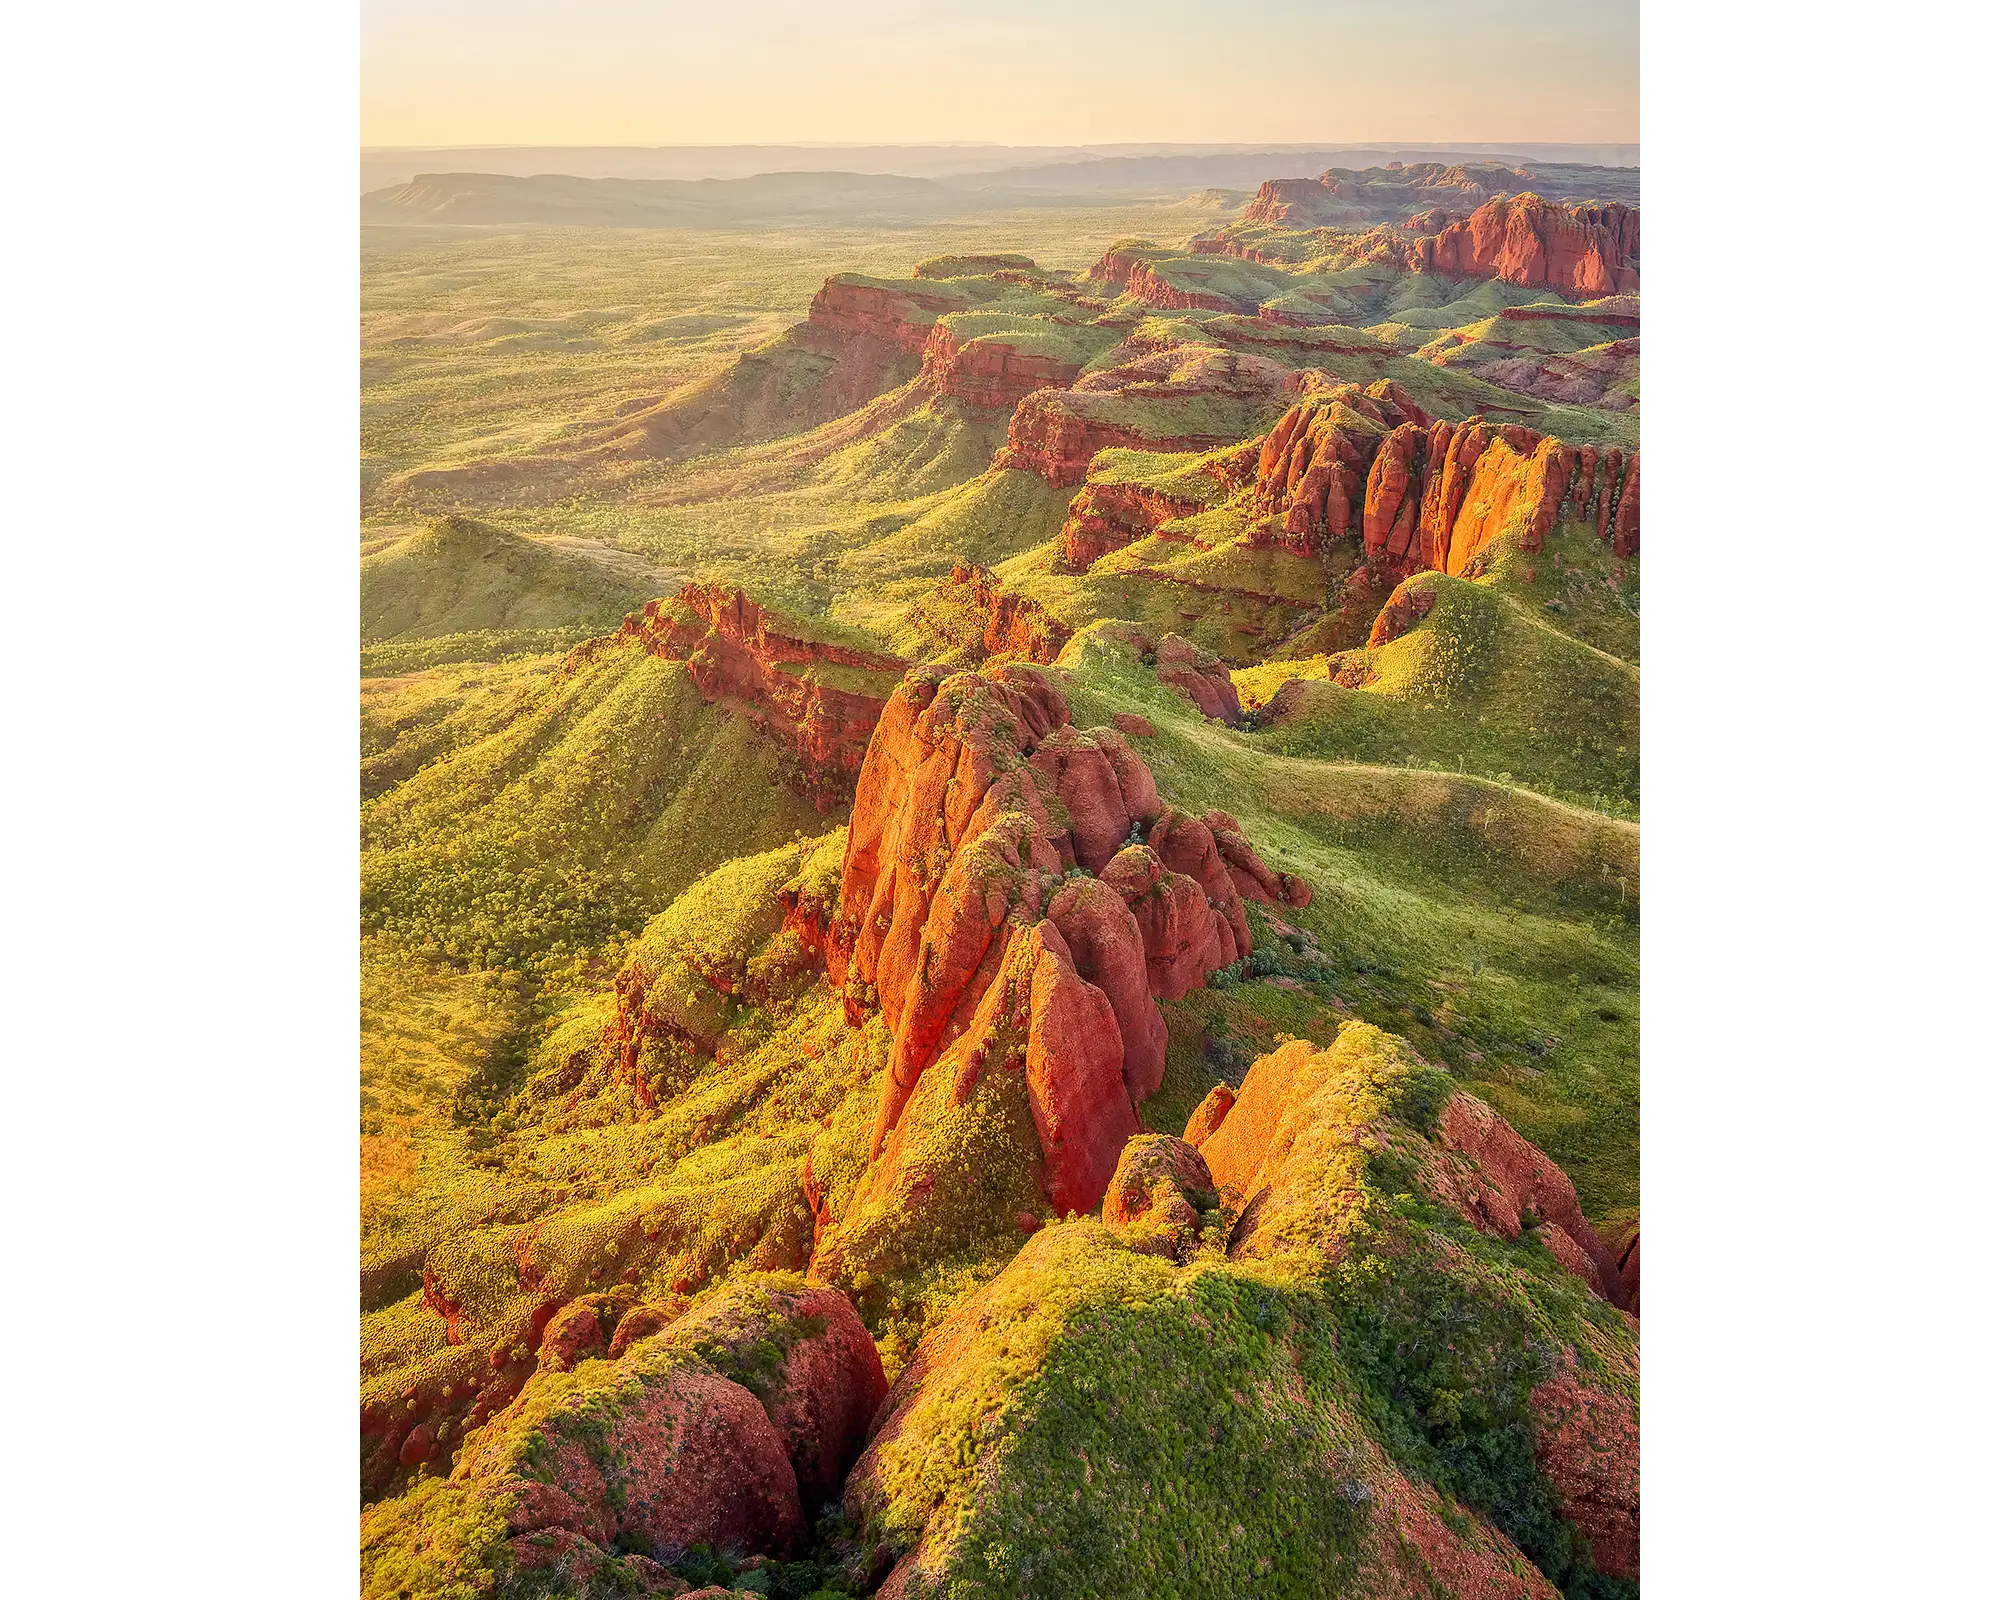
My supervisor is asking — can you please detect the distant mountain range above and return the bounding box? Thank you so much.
[359,140,1640,197]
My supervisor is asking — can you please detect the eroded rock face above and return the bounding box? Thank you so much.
[367,1279,884,1594]
[921,322,1082,408]
[910,561,1072,665]
[1253,377,1639,574]
[1055,479,1204,570]
[1409,194,1641,296]
[1254,378,1431,556]
[820,662,1301,1225]
[807,276,970,356]
[613,583,909,808]
[665,1278,888,1503]
[997,344,1286,487]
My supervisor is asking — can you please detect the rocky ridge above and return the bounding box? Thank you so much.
[610,584,911,807]
[818,660,1307,1229]
[1255,376,1639,571]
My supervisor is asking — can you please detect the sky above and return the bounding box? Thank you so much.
[361,0,1637,149]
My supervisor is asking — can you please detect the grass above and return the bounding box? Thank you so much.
[1234,568,1641,814]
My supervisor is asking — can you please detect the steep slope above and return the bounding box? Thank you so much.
[360,516,655,647]
[845,1024,1637,1598]
[360,585,896,972]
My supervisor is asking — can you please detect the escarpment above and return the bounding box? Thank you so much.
[806,275,973,357]
[818,661,1307,1228]
[1409,194,1640,296]
[919,320,1083,408]
[998,344,1287,487]
[1253,378,1640,570]
[616,583,910,807]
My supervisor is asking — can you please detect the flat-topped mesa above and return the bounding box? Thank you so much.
[1409,194,1640,296]
[1254,379,1641,568]
[821,661,1307,1224]
[998,345,1286,488]
[1239,161,1519,228]
[620,583,910,808]
[804,274,971,356]
[1089,245,1239,313]
[919,320,1083,409]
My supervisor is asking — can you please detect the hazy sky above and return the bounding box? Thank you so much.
[361,0,1637,148]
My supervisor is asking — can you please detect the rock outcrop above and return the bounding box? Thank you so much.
[614,584,910,808]
[819,662,1305,1226]
[1252,378,1640,570]
[1252,377,1432,555]
[920,321,1083,408]
[840,1024,1637,1598]
[997,344,1287,487]
[1409,195,1640,296]
[806,275,971,356]
[1055,478,1207,570]
[1191,1033,1629,1309]
[898,561,1072,666]
[1088,245,1245,311]
[1188,1030,1639,1581]
[361,1280,884,1597]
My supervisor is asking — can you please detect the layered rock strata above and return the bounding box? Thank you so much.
[616,584,910,807]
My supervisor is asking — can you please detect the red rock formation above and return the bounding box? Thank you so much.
[1409,195,1640,296]
[617,583,909,808]
[1182,1081,1236,1146]
[1434,1094,1627,1303]
[1055,478,1206,570]
[1611,450,1640,557]
[1531,1363,1641,1581]
[1240,162,1521,228]
[462,1355,804,1570]
[1153,633,1244,725]
[1087,246,1242,311]
[666,1279,888,1503]
[1254,379,1431,556]
[916,561,1072,664]
[1365,578,1438,647]
[1351,415,1589,574]
[806,276,969,356]
[920,321,1083,408]
[820,662,1303,1221]
[1102,1134,1217,1228]
[997,394,1171,488]
[997,345,1286,488]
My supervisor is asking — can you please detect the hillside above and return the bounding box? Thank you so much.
[357,156,1641,1600]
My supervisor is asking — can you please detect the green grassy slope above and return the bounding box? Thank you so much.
[361,639,826,977]
[360,515,655,649]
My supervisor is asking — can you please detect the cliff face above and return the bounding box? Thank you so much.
[998,345,1286,487]
[804,276,970,356]
[919,322,1082,408]
[818,662,1307,1229]
[1088,246,1241,312]
[1409,194,1640,295]
[619,583,910,808]
[1254,378,1640,570]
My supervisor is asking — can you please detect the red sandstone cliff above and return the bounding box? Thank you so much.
[615,584,909,808]
[805,277,970,357]
[919,322,1083,409]
[1409,194,1640,296]
[1254,379,1640,569]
